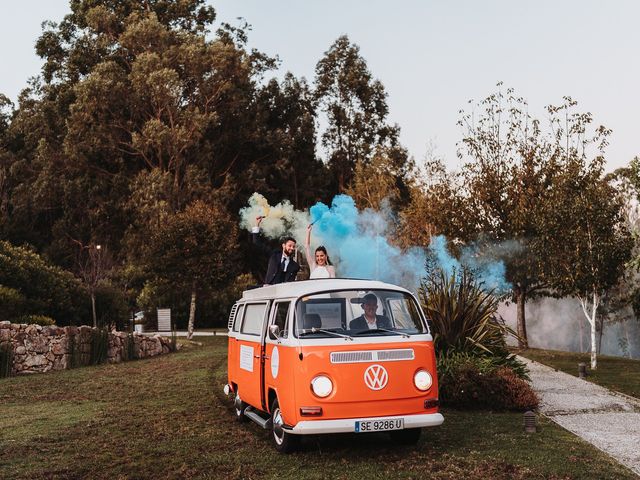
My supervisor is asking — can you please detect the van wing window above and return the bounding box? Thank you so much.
[272,302,290,337]
[232,305,244,332]
[241,303,267,336]
[388,299,411,329]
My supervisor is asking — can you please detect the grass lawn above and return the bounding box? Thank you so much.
[518,347,640,399]
[0,338,636,480]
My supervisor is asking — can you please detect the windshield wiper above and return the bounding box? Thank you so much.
[299,328,353,340]
[353,328,409,338]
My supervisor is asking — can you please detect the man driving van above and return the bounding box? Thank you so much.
[349,293,392,330]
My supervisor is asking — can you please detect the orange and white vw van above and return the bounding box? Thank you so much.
[224,278,443,452]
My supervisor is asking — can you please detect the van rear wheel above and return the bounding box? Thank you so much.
[271,398,299,453]
[390,428,421,445]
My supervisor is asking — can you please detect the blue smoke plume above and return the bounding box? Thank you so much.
[241,192,510,292]
[309,195,425,288]
[309,196,510,293]
[429,235,511,292]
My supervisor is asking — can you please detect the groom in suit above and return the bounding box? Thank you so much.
[349,293,393,330]
[264,236,300,285]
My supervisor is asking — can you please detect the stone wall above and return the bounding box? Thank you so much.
[0,321,175,375]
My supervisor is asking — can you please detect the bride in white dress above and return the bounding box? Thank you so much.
[305,224,336,279]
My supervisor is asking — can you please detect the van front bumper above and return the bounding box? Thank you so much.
[286,412,444,435]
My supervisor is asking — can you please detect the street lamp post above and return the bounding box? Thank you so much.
[71,238,111,328]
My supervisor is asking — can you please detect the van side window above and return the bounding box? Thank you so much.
[232,305,245,332]
[272,302,290,338]
[241,303,267,336]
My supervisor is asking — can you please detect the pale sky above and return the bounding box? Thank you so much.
[2,1,639,171]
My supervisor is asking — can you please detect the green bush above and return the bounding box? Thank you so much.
[438,350,530,381]
[95,283,129,330]
[0,242,127,328]
[15,315,56,326]
[0,285,26,321]
[0,241,89,325]
[438,354,538,411]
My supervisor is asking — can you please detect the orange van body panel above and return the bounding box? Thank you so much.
[263,343,299,425]
[229,337,439,427]
[229,338,262,409]
[289,342,439,424]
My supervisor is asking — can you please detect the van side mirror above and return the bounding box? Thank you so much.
[268,324,281,340]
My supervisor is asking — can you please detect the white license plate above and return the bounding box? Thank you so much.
[355,418,404,433]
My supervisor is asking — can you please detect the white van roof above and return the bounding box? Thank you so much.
[240,278,411,301]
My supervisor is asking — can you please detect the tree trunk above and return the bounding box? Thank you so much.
[187,289,197,340]
[590,291,598,369]
[515,287,528,349]
[91,292,97,328]
[590,315,597,369]
[578,292,599,370]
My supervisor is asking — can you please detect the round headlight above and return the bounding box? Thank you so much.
[414,370,433,391]
[311,375,333,398]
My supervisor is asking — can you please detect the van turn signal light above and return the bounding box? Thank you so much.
[424,399,439,409]
[300,406,323,416]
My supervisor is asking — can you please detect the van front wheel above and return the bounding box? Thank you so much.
[271,398,299,453]
[390,428,421,445]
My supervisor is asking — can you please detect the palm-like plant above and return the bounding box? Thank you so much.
[419,268,514,356]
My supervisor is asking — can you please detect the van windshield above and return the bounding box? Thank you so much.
[295,289,427,338]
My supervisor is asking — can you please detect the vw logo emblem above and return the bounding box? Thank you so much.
[364,364,388,390]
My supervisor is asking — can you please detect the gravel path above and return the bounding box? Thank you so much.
[520,356,640,476]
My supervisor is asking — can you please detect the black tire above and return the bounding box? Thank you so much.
[389,427,421,445]
[271,398,300,453]
[234,392,247,422]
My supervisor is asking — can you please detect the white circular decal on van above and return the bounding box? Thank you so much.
[364,364,388,390]
[271,346,280,379]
